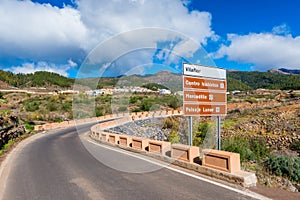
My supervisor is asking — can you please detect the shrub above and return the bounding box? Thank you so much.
[168,96,180,109]
[222,136,269,162]
[142,83,168,91]
[132,108,141,112]
[140,100,152,111]
[290,140,300,154]
[223,120,236,129]
[163,116,180,130]
[0,138,15,154]
[0,110,12,115]
[249,138,270,162]
[25,102,40,112]
[264,155,300,183]
[47,102,58,111]
[129,96,139,104]
[222,136,253,162]
[95,106,103,117]
[163,117,174,129]
[0,99,8,103]
[25,123,34,131]
[54,118,63,123]
[62,101,72,112]
[193,122,213,146]
[167,130,180,144]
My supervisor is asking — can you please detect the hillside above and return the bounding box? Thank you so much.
[113,70,300,91]
[228,71,300,90]
[1,69,300,92]
[76,71,183,92]
[0,70,74,89]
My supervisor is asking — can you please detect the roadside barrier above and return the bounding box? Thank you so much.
[171,144,199,163]
[148,140,171,156]
[132,137,149,151]
[202,149,241,173]
[119,135,132,147]
[34,109,182,131]
[34,108,257,187]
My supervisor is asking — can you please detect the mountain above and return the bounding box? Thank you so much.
[1,69,300,92]
[278,68,300,75]
[107,71,182,92]
[227,77,251,91]
[268,68,300,75]
[99,71,252,92]
[228,71,300,90]
[268,69,290,75]
[0,70,74,89]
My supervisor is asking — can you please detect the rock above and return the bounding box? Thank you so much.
[0,115,25,149]
[284,179,298,192]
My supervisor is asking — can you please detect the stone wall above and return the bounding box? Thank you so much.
[35,109,183,131]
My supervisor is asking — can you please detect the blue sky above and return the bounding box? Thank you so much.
[0,0,300,78]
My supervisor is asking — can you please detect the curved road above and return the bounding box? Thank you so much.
[0,123,266,200]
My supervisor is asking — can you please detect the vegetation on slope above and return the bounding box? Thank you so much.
[227,76,252,91]
[0,70,74,88]
[228,71,300,90]
[142,83,168,91]
[1,69,300,91]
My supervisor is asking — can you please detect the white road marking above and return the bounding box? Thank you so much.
[86,138,271,200]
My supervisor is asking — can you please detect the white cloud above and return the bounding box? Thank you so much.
[0,0,87,61]
[0,0,216,76]
[77,0,214,50]
[272,24,291,36]
[8,60,77,77]
[68,59,78,67]
[214,29,300,70]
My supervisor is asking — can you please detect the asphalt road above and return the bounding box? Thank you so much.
[0,123,266,200]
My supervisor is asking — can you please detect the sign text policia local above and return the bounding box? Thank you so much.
[183,63,227,116]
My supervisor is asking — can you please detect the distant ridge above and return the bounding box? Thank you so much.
[278,68,300,74]
[268,68,300,75]
[1,69,300,91]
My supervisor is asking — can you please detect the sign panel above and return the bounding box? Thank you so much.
[183,91,226,103]
[183,63,226,148]
[182,64,227,117]
[183,63,226,80]
[183,104,226,116]
[183,76,226,91]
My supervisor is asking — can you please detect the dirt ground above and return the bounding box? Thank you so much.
[250,184,300,200]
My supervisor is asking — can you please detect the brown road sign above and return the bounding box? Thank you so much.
[183,104,226,116]
[184,91,226,103]
[183,76,226,91]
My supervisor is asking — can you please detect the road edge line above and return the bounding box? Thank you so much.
[85,138,271,200]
